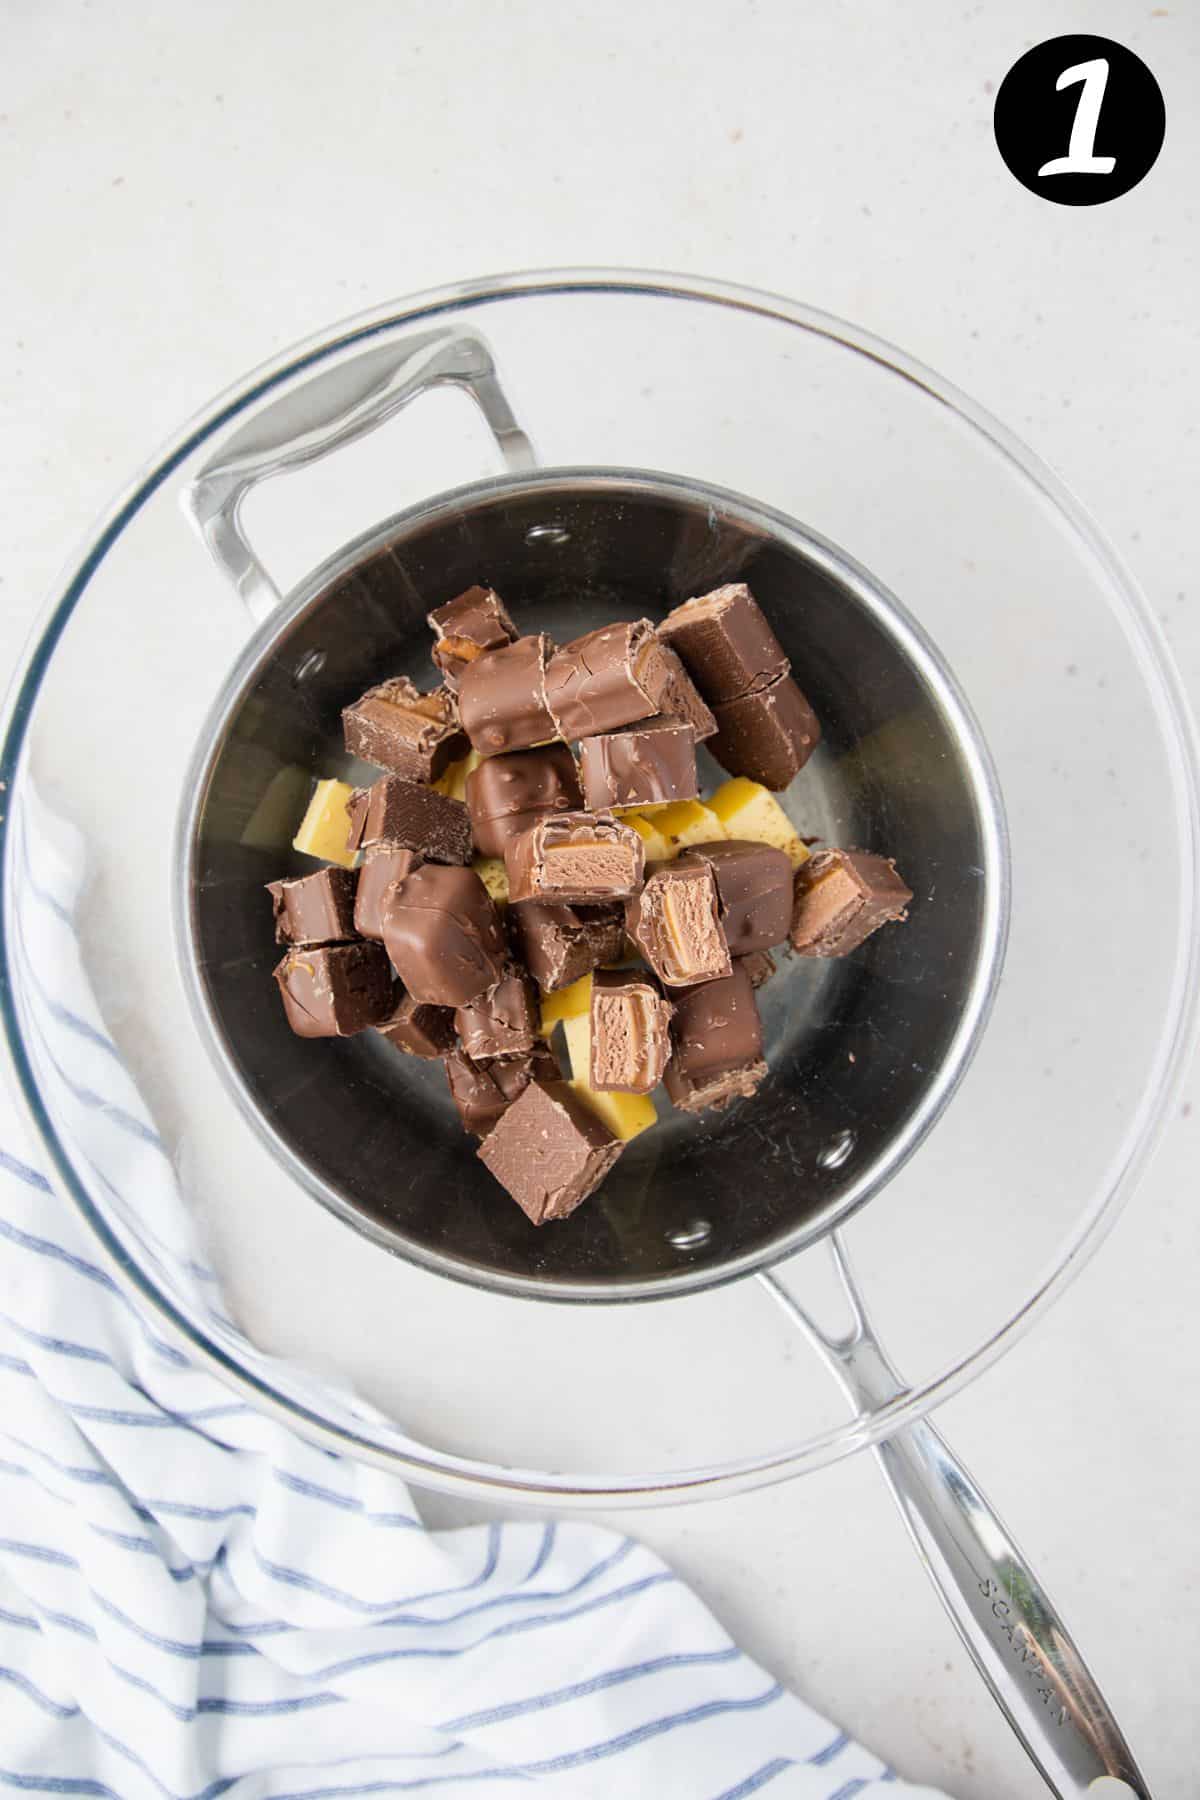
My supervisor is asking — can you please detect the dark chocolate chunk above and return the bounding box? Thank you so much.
[267,868,358,946]
[708,672,821,790]
[677,839,793,956]
[428,585,517,688]
[273,941,394,1038]
[477,1079,623,1223]
[579,717,698,810]
[455,964,538,1062]
[789,849,912,956]
[659,584,789,704]
[345,774,472,864]
[444,1042,559,1137]
[376,991,457,1059]
[381,863,507,1006]
[354,847,422,940]
[505,811,644,906]
[589,968,672,1094]
[544,619,682,739]
[457,634,556,754]
[466,743,582,858]
[625,860,731,988]
[738,948,777,990]
[654,643,718,741]
[507,900,627,991]
[665,962,765,1113]
[343,676,467,782]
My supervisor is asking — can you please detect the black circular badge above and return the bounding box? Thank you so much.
[993,35,1165,205]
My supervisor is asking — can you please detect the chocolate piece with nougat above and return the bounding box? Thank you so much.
[477,1079,623,1223]
[505,811,644,906]
[466,743,582,858]
[578,717,698,810]
[458,634,557,754]
[506,899,626,992]
[664,961,767,1114]
[268,868,358,947]
[625,860,731,988]
[342,676,467,782]
[345,774,472,863]
[354,847,422,941]
[677,840,793,958]
[588,969,672,1094]
[789,849,912,957]
[443,1042,561,1138]
[455,963,538,1062]
[659,583,789,704]
[375,991,457,1059]
[545,619,693,740]
[708,672,821,791]
[427,585,518,688]
[273,941,394,1039]
[381,862,508,1006]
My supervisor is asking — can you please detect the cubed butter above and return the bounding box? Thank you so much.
[619,809,674,863]
[707,777,809,869]
[292,778,359,869]
[644,799,727,854]
[569,1078,657,1143]
[434,748,483,802]
[540,972,592,1038]
[472,855,510,907]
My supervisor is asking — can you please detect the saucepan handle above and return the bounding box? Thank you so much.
[184,323,537,624]
[763,1244,1151,1798]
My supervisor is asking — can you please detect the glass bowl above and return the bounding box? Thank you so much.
[1,271,1196,1506]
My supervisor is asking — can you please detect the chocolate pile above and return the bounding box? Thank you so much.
[268,583,912,1226]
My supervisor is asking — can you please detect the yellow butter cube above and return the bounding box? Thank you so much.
[561,1011,591,1082]
[434,749,482,802]
[644,799,727,855]
[472,856,509,907]
[707,777,809,869]
[569,1079,657,1143]
[292,778,359,869]
[539,972,592,1038]
[619,810,673,863]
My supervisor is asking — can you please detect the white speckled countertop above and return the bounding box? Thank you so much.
[3,3,1197,1793]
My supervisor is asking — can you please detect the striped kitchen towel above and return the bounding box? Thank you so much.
[0,782,948,1799]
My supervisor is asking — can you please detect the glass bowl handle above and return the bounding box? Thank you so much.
[762,1240,1151,1798]
[183,324,536,623]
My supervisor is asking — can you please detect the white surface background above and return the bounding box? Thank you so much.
[2,3,1198,1795]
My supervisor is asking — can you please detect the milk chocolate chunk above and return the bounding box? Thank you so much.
[346,774,472,864]
[428,585,517,688]
[664,962,766,1113]
[458,634,556,754]
[354,847,422,940]
[625,861,731,988]
[273,941,394,1038]
[507,900,627,991]
[789,848,912,957]
[589,969,672,1094]
[466,743,582,858]
[739,948,777,989]
[659,584,789,704]
[677,840,793,956]
[505,811,644,906]
[376,991,456,1059]
[381,863,507,1006]
[664,1056,768,1114]
[444,1043,559,1137]
[477,1079,623,1223]
[267,868,358,946]
[544,619,681,739]
[455,964,537,1062]
[654,643,718,741]
[579,718,699,811]
[342,677,467,782]
[709,672,821,790]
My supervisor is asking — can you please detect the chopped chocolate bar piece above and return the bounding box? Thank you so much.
[428,585,517,688]
[654,642,718,741]
[659,583,789,704]
[508,900,626,991]
[578,717,699,810]
[709,672,821,790]
[505,811,644,906]
[354,846,422,940]
[455,964,537,1062]
[267,868,358,947]
[458,634,556,754]
[381,863,507,1006]
[477,1080,623,1223]
[588,968,672,1094]
[466,743,582,858]
[544,619,681,739]
[789,849,912,957]
[738,948,777,989]
[625,861,731,988]
[273,941,394,1038]
[343,676,467,782]
[376,992,456,1059]
[664,1056,768,1114]
[444,1043,559,1137]
[677,839,793,956]
[345,774,472,864]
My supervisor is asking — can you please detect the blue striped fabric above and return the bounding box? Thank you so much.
[0,786,949,1798]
